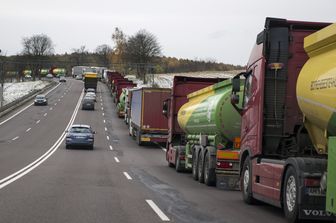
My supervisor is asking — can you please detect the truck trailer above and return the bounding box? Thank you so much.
[84,72,98,91]
[231,17,336,222]
[130,88,171,145]
[164,76,227,175]
[176,79,244,187]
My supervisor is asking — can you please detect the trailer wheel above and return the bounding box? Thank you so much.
[241,158,255,204]
[175,146,185,173]
[204,151,216,186]
[198,152,205,183]
[192,150,199,180]
[283,166,299,223]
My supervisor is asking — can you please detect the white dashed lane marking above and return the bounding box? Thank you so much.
[36,120,40,124]
[109,145,113,150]
[26,128,31,132]
[114,157,120,163]
[146,200,170,221]
[12,136,19,141]
[107,136,110,141]
[123,172,132,180]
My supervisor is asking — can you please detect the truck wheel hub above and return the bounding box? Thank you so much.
[243,168,249,194]
[286,176,296,212]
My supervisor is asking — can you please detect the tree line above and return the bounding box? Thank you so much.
[0,28,243,82]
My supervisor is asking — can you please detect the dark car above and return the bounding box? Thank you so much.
[34,95,48,105]
[82,97,95,110]
[65,124,95,149]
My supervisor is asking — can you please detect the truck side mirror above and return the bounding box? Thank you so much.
[162,100,169,117]
[232,78,241,93]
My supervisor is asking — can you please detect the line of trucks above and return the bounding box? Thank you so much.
[101,18,336,223]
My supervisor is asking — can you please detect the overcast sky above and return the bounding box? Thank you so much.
[0,0,335,65]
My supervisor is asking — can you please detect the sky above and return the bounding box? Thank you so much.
[0,0,335,65]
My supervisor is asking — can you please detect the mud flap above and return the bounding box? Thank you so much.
[216,174,240,190]
[327,137,336,214]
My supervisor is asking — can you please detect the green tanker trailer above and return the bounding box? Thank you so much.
[117,89,127,118]
[177,79,244,187]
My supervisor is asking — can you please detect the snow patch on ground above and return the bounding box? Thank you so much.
[2,81,50,105]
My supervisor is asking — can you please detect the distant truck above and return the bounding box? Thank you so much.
[84,72,98,91]
[72,66,89,79]
[130,88,171,145]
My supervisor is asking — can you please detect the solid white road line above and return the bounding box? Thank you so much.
[107,136,110,140]
[26,128,31,132]
[109,145,113,150]
[12,136,19,141]
[0,83,60,126]
[0,90,84,190]
[36,120,40,124]
[146,200,170,221]
[44,113,47,116]
[123,172,132,180]
[114,157,120,163]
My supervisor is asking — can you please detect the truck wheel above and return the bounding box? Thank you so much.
[198,152,205,183]
[204,151,216,186]
[283,166,299,223]
[192,150,199,181]
[241,158,256,204]
[175,146,185,173]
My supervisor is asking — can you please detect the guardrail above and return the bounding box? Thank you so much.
[0,81,58,118]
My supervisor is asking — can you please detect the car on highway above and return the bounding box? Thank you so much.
[65,124,95,150]
[87,88,96,93]
[59,76,66,82]
[46,73,53,78]
[82,97,95,110]
[85,92,96,102]
[34,95,48,106]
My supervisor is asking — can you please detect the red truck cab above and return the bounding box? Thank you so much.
[232,18,334,222]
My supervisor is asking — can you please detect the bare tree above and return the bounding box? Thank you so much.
[95,44,112,67]
[125,29,161,83]
[71,45,88,66]
[21,34,54,80]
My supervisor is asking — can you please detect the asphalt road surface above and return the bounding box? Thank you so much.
[0,78,287,223]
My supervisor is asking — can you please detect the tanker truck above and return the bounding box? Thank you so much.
[177,79,244,187]
[230,17,336,222]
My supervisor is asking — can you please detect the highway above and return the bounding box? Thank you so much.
[0,78,287,223]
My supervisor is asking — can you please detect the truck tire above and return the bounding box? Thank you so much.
[198,152,205,183]
[283,166,299,223]
[192,150,199,181]
[204,151,216,186]
[175,146,185,173]
[241,158,256,204]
